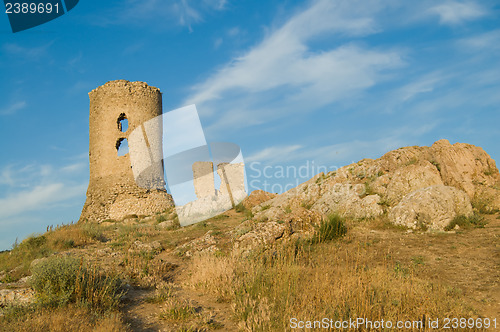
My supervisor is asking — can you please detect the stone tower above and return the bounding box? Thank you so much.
[80,80,173,223]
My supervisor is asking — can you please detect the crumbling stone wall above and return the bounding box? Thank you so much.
[192,161,215,199]
[217,163,245,196]
[192,161,245,201]
[80,80,173,223]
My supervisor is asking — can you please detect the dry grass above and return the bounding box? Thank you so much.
[0,305,129,331]
[187,239,478,331]
[0,223,107,282]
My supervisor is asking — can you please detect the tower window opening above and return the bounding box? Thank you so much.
[118,113,128,132]
[116,138,129,156]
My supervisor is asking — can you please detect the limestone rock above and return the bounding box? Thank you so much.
[175,231,217,257]
[389,185,473,231]
[384,160,443,205]
[128,240,162,254]
[0,288,35,307]
[428,139,499,196]
[242,190,277,209]
[250,140,499,229]
[234,221,286,253]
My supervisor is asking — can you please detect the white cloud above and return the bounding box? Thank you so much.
[0,101,26,115]
[0,183,86,220]
[246,136,409,171]
[213,37,223,49]
[2,42,54,61]
[457,29,500,51]
[246,145,303,164]
[0,157,88,220]
[185,0,403,133]
[428,1,485,25]
[97,0,227,31]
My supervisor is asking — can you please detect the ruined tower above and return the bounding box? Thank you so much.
[80,80,173,223]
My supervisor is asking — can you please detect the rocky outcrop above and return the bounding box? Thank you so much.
[233,221,287,254]
[389,185,473,231]
[0,288,35,307]
[251,140,499,231]
[383,161,443,205]
[242,190,277,209]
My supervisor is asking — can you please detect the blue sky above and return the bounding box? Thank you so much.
[0,0,499,250]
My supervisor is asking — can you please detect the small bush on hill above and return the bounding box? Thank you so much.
[445,214,487,231]
[312,214,347,243]
[30,255,122,311]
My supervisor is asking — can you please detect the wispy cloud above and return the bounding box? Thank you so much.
[2,41,54,61]
[457,29,500,51]
[0,101,26,115]
[246,145,303,164]
[94,0,227,31]
[185,0,403,133]
[246,136,408,169]
[428,1,485,25]
[0,183,86,220]
[0,158,88,221]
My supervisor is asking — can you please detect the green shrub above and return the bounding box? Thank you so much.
[471,193,499,214]
[445,214,487,231]
[30,256,122,311]
[156,215,167,223]
[30,256,80,307]
[301,200,313,210]
[312,214,347,243]
[234,202,246,213]
[81,223,106,242]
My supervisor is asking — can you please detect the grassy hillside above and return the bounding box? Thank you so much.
[1,205,499,331]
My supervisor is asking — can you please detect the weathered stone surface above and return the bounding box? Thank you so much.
[312,184,383,219]
[128,240,162,254]
[176,231,217,257]
[109,190,173,221]
[428,139,500,198]
[80,80,173,223]
[234,221,286,253]
[217,162,246,196]
[242,190,277,209]
[0,288,35,307]
[384,161,443,205]
[176,189,247,226]
[251,140,499,226]
[389,185,473,231]
[193,161,215,199]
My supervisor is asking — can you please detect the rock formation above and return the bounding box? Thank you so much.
[253,140,500,231]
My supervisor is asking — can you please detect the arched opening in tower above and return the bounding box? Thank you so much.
[117,113,128,132]
[116,138,129,156]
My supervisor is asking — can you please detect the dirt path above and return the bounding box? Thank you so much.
[121,252,238,332]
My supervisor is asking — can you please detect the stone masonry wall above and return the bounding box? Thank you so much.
[80,80,173,223]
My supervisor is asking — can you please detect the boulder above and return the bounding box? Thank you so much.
[0,288,35,307]
[428,139,500,200]
[389,185,473,231]
[234,221,286,253]
[384,160,443,205]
